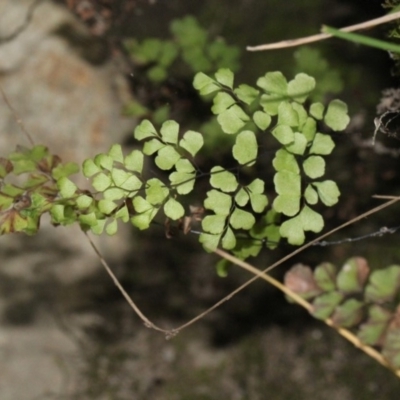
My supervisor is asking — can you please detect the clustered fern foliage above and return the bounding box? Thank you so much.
[0,147,79,235]
[123,15,241,124]
[285,258,400,368]
[124,15,240,84]
[0,68,349,263]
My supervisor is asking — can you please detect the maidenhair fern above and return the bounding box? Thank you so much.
[3,5,400,379]
[194,68,347,251]
[285,258,400,368]
[0,52,397,376]
[124,16,240,84]
[0,67,349,262]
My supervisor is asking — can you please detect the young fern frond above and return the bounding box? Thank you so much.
[284,257,400,372]
[0,68,349,262]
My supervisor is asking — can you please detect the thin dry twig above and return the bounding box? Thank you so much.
[325,319,400,378]
[373,194,399,200]
[247,10,400,51]
[214,250,313,312]
[0,85,35,146]
[83,231,175,337]
[82,196,400,338]
[83,198,400,374]
[174,196,400,332]
[213,237,400,378]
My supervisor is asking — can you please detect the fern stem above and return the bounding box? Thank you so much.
[214,248,400,378]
